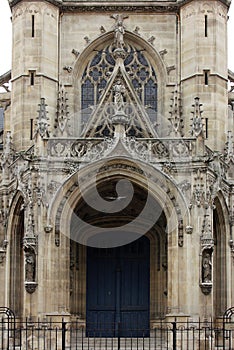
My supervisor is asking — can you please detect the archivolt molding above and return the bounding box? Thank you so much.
[48,158,190,247]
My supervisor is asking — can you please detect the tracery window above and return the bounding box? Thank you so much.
[81,43,158,137]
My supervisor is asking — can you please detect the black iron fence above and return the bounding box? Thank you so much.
[1,318,234,350]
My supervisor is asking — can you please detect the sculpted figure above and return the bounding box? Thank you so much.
[202,251,212,283]
[113,80,125,112]
[111,14,128,50]
[25,250,36,282]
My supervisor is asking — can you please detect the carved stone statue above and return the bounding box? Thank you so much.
[113,80,125,112]
[202,251,212,283]
[25,248,36,282]
[114,20,125,49]
[111,14,128,50]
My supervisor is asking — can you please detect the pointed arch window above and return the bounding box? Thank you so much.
[81,43,158,137]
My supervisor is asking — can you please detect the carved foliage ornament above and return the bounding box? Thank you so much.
[35,98,50,139]
[168,85,184,137]
[54,86,70,136]
[191,169,205,207]
[190,97,205,138]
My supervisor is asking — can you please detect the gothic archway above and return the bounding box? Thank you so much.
[49,157,189,319]
[69,177,168,330]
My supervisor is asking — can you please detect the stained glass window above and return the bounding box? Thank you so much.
[81,43,158,136]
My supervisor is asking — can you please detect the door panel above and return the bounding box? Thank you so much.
[86,236,150,337]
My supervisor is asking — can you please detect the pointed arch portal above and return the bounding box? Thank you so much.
[68,171,170,337]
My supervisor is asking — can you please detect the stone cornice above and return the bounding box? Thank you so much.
[8,0,231,11]
[61,4,178,12]
[8,0,179,12]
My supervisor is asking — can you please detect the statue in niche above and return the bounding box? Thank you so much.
[25,249,36,282]
[113,80,126,112]
[202,250,212,283]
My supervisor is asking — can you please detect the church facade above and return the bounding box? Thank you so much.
[0,0,234,333]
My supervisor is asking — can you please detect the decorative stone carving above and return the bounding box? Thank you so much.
[48,180,61,195]
[34,183,46,207]
[159,49,167,59]
[229,238,234,261]
[202,250,212,283]
[61,5,178,13]
[55,85,70,136]
[178,219,183,247]
[168,85,183,137]
[205,174,218,209]
[80,40,157,138]
[35,98,50,139]
[23,236,37,293]
[71,49,80,57]
[111,14,128,50]
[200,248,213,295]
[186,226,193,234]
[100,26,106,33]
[200,212,214,295]
[201,214,214,249]
[63,160,80,174]
[151,140,169,158]
[0,250,6,264]
[190,97,205,138]
[161,162,173,176]
[148,36,155,45]
[172,141,189,157]
[24,175,35,237]
[63,66,73,73]
[84,36,91,44]
[112,79,126,114]
[25,250,36,281]
[224,130,234,163]
[133,26,140,35]
[166,65,176,74]
[25,282,37,294]
[0,240,8,264]
[44,225,53,233]
[1,131,14,177]
[178,180,191,194]
[192,169,205,207]
[123,138,150,162]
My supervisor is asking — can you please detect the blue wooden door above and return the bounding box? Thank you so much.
[86,236,150,337]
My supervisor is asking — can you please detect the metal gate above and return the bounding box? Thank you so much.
[0,307,15,350]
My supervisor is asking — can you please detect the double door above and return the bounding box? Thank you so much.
[86,236,150,337]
